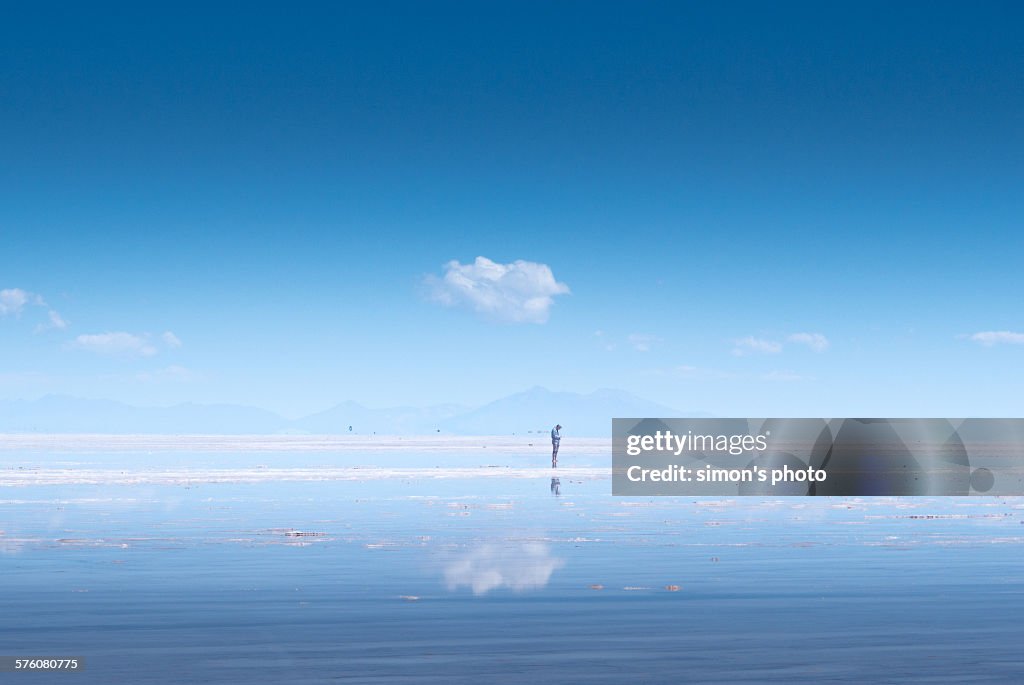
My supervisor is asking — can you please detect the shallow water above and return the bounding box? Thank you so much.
[2,443,1023,683]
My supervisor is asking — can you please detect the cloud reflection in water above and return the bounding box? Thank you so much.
[444,542,564,596]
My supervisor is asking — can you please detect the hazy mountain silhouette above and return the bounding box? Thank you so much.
[439,386,708,437]
[292,401,468,434]
[0,395,285,434]
[0,388,709,436]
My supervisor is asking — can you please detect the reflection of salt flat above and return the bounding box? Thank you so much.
[444,542,565,596]
[0,434,611,454]
[0,466,607,486]
[0,537,34,554]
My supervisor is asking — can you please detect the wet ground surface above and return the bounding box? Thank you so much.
[2,440,1023,683]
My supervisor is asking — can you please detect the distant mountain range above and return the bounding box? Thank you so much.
[0,387,709,436]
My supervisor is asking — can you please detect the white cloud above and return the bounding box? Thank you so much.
[628,333,661,352]
[733,332,830,355]
[46,310,68,329]
[444,543,564,596]
[1,287,67,332]
[35,309,68,333]
[732,337,782,356]
[72,332,158,357]
[0,288,30,316]
[426,256,570,323]
[788,332,830,352]
[72,331,181,357]
[967,331,1024,346]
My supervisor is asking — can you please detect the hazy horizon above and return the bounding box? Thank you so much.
[0,385,708,435]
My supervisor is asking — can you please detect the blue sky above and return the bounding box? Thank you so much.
[2,2,1023,417]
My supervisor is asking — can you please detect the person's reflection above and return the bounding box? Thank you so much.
[550,477,561,496]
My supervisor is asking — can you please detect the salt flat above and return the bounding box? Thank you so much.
[0,465,608,486]
[0,434,610,486]
[0,433,611,453]
[3,437,1024,684]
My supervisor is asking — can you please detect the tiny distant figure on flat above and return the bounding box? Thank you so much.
[551,424,561,468]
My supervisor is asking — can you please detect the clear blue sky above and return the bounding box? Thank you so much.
[2,1,1022,417]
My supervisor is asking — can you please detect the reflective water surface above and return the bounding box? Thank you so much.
[2,444,1023,683]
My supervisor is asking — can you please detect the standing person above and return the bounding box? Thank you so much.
[551,424,562,468]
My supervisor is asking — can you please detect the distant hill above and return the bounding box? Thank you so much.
[439,386,708,437]
[291,401,468,435]
[0,388,709,436]
[0,395,285,434]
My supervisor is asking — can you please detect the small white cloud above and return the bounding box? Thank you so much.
[0,288,30,316]
[2,288,67,332]
[35,309,68,333]
[966,331,1024,346]
[628,333,661,352]
[47,310,68,329]
[732,337,782,356]
[788,332,830,352]
[444,543,564,596]
[426,256,570,323]
[162,331,182,348]
[72,332,158,357]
